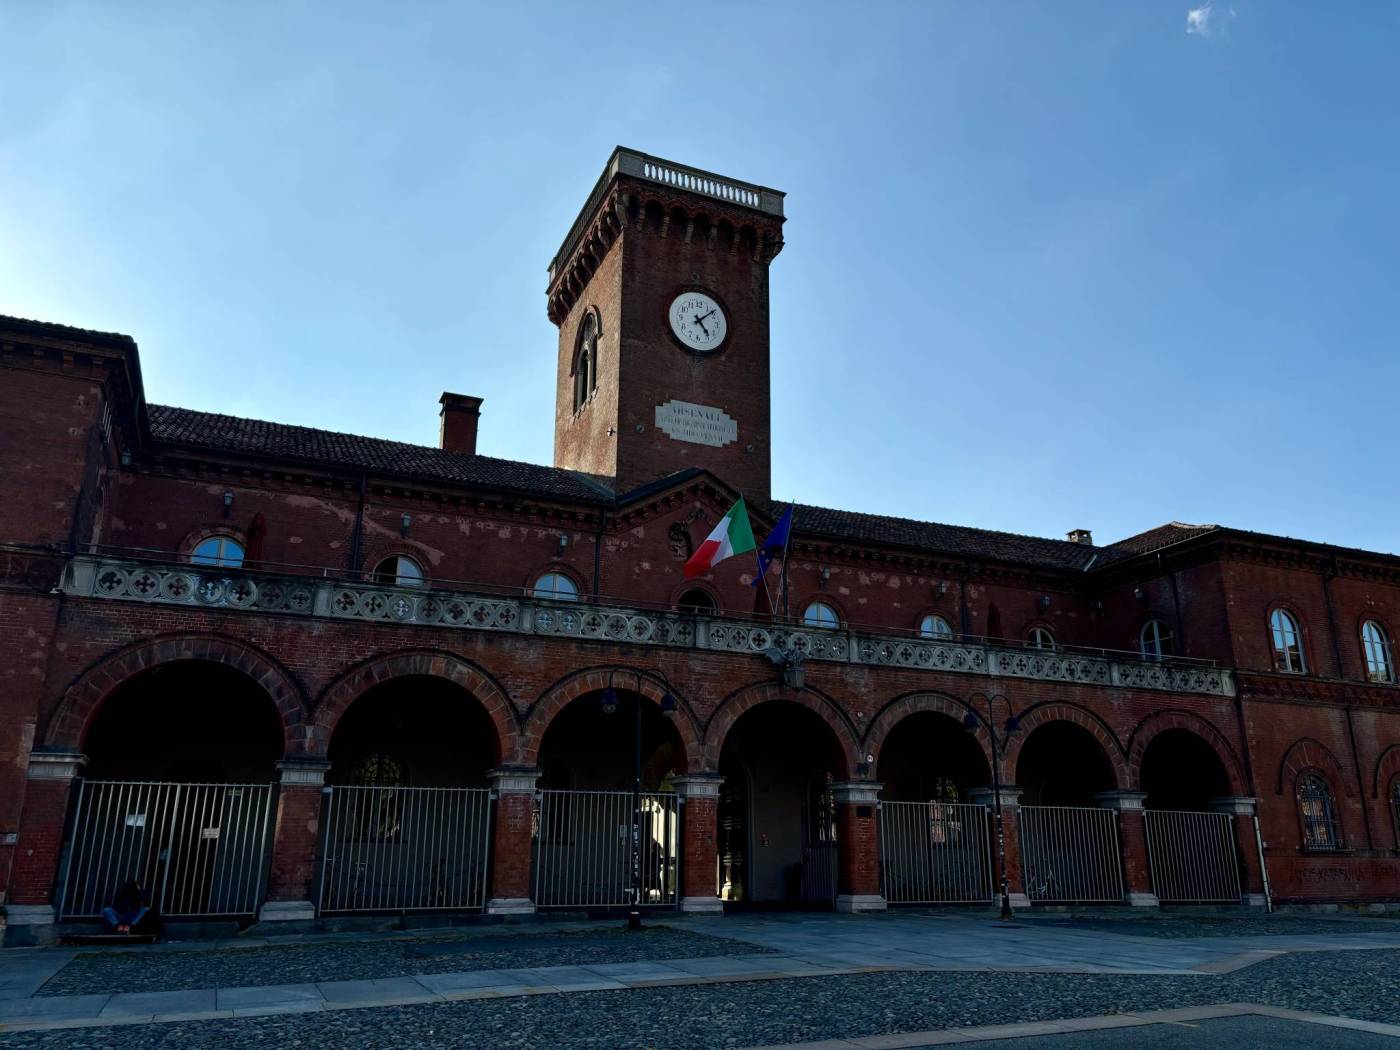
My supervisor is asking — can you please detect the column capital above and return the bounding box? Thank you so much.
[1094,790,1149,812]
[967,785,1021,809]
[488,766,542,795]
[671,774,724,800]
[276,758,331,787]
[1208,795,1258,816]
[831,781,881,804]
[26,751,88,780]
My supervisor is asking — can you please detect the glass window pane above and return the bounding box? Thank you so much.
[191,536,244,569]
[804,602,838,629]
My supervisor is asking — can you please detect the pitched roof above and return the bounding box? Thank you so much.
[147,405,613,503]
[779,501,1104,571]
[0,312,136,347]
[1107,522,1222,556]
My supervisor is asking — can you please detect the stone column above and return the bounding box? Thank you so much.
[258,758,331,922]
[1210,796,1267,908]
[1095,790,1158,908]
[672,774,724,914]
[486,767,540,915]
[5,751,88,934]
[832,781,886,913]
[967,785,1029,909]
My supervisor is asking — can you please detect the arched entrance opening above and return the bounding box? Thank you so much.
[1015,722,1116,806]
[876,711,996,904]
[1137,729,1242,904]
[62,661,285,920]
[877,712,991,802]
[84,661,283,782]
[717,701,847,907]
[326,675,500,788]
[1139,729,1231,811]
[532,689,687,909]
[319,675,502,914]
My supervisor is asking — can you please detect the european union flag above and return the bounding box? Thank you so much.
[751,505,794,585]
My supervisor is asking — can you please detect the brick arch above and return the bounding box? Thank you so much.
[701,681,860,778]
[1277,737,1351,798]
[1125,710,1246,796]
[312,650,519,764]
[864,691,992,770]
[45,633,308,756]
[1373,744,1400,799]
[520,666,702,773]
[1000,701,1129,787]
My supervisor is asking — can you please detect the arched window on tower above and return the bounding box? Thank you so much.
[918,614,953,639]
[1296,772,1340,850]
[572,311,599,413]
[191,535,245,569]
[1270,609,1306,673]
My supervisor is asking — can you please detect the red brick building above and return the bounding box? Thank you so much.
[2,148,1398,940]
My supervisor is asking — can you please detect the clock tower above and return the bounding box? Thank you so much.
[547,148,785,502]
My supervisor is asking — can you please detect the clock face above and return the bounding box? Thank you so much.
[668,291,727,353]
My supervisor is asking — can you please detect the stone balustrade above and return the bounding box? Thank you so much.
[63,555,1235,698]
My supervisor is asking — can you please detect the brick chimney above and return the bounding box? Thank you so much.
[1066,528,1093,545]
[439,392,483,455]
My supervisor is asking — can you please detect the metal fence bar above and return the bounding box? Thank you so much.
[1144,809,1241,903]
[533,790,679,908]
[1018,805,1124,903]
[316,786,492,914]
[58,781,276,919]
[879,801,994,904]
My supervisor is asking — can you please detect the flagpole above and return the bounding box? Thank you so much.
[779,514,793,622]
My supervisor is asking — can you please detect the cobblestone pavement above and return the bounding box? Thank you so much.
[3,949,1400,1049]
[38,926,770,996]
[1026,912,1400,940]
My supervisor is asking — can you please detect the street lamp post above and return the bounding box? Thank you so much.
[962,694,1020,921]
[601,672,677,931]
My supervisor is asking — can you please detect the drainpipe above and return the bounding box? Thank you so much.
[347,474,368,577]
[1322,556,1374,850]
[591,507,609,600]
[1160,552,1186,653]
[959,562,971,637]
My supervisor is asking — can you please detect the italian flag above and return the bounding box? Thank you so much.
[684,497,756,578]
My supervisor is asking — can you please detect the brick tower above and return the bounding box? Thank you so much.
[547,148,785,502]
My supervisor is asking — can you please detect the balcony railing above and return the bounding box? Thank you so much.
[58,551,1236,698]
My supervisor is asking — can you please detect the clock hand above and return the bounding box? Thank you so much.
[697,308,717,323]
[692,315,710,336]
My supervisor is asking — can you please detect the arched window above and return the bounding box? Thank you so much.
[802,601,840,630]
[1270,609,1306,673]
[352,752,405,840]
[1026,626,1055,650]
[919,614,953,639]
[1361,621,1394,683]
[677,589,717,615]
[352,752,405,788]
[1296,772,1340,850]
[191,535,245,569]
[1139,619,1175,661]
[572,312,599,413]
[372,555,424,588]
[533,571,580,601]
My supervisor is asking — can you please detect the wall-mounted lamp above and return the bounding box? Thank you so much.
[400,512,412,537]
[819,566,831,585]
[1037,595,1051,612]
[857,751,876,777]
[558,534,569,551]
[1133,586,1146,602]
[120,450,132,467]
[222,491,234,518]
[936,580,949,598]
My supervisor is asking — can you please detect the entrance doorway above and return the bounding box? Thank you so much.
[717,701,846,907]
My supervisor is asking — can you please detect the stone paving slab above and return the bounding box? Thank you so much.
[315,976,439,1006]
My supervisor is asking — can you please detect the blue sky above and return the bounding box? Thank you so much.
[2,2,1397,552]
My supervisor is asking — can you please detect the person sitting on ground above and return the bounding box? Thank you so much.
[102,879,151,935]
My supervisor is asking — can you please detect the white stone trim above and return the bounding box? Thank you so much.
[834,894,886,913]
[485,898,536,915]
[831,781,881,804]
[276,759,331,787]
[680,896,724,914]
[26,752,88,780]
[967,786,1022,809]
[1094,790,1149,812]
[1209,796,1258,816]
[3,904,56,926]
[488,768,542,795]
[257,900,315,922]
[671,775,724,800]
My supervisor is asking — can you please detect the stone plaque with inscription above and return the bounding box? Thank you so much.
[654,400,738,448]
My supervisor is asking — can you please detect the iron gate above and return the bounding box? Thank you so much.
[58,780,276,919]
[880,800,993,903]
[1018,805,1124,903]
[533,790,679,908]
[1144,809,1241,903]
[317,786,493,913]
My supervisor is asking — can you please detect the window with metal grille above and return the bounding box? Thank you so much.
[351,753,406,840]
[1296,772,1340,850]
[1270,609,1306,673]
[1361,620,1394,684]
[1139,619,1175,660]
[572,312,599,413]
